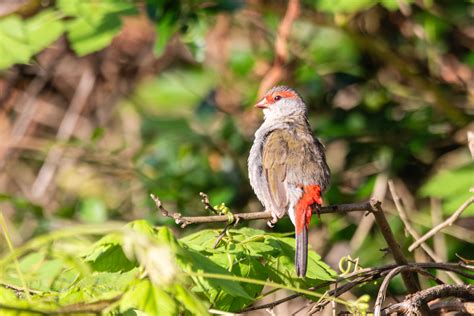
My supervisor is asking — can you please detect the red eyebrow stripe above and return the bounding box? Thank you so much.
[280,91,296,98]
[266,90,296,104]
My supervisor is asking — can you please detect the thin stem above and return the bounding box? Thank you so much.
[186,271,353,309]
[0,211,31,302]
[409,196,474,251]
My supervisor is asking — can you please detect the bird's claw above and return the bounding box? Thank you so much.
[266,213,279,228]
[314,203,321,219]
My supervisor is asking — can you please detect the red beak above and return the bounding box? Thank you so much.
[254,98,269,109]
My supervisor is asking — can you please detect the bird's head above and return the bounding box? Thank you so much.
[254,86,306,120]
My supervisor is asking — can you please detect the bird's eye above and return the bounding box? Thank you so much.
[274,95,282,101]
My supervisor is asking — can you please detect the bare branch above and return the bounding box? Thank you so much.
[31,68,96,200]
[369,199,420,293]
[373,266,440,316]
[199,192,218,214]
[152,193,419,292]
[238,262,473,314]
[409,196,474,252]
[382,284,474,315]
[153,198,372,227]
[388,180,463,284]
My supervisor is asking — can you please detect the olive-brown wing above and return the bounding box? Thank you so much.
[262,129,302,217]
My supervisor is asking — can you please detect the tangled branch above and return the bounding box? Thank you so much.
[383,284,474,315]
[238,262,473,314]
[151,188,473,313]
[409,195,474,252]
[151,193,422,294]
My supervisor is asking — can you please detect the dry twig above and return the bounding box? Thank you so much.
[151,192,421,293]
[199,192,218,214]
[31,68,96,200]
[409,196,474,252]
[369,199,420,293]
[373,266,440,316]
[388,180,463,284]
[239,262,473,314]
[383,284,474,315]
[152,195,372,227]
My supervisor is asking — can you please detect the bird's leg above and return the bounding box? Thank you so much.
[267,212,279,228]
[313,203,321,219]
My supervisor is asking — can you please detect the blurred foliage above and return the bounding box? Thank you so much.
[0,0,473,314]
[0,221,337,314]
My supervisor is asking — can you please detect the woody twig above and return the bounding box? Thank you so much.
[151,193,422,293]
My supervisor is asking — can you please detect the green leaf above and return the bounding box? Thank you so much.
[120,279,178,316]
[180,248,253,300]
[3,252,79,292]
[133,69,216,114]
[57,0,137,56]
[127,219,156,237]
[25,9,64,52]
[265,236,335,286]
[65,14,122,56]
[84,220,158,272]
[0,286,57,315]
[79,198,107,223]
[315,0,377,13]
[59,270,137,305]
[213,256,267,311]
[0,10,63,69]
[154,13,178,56]
[174,284,209,316]
[380,0,415,10]
[179,229,218,251]
[419,163,474,216]
[86,243,137,272]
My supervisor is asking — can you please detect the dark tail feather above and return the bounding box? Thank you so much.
[295,225,308,278]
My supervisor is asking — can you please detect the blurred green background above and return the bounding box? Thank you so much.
[0,0,473,300]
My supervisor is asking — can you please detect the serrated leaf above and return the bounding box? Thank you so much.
[179,229,218,251]
[120,279,178,316]
[59,270,137,305]
[84,221,157,272]
[214,257,266,311]
[3,253,79,292]
[127,220,156,237]
[244,241,275,255]
[87,244,137,272]
[174,284,209,316]
[179,248,253,300]
[0,286,57,316]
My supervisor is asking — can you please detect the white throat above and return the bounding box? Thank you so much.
[262,99,307,121]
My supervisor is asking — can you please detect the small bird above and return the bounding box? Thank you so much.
[248,86,330,277]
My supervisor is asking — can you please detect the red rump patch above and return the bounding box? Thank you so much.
[295,185,322,233]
